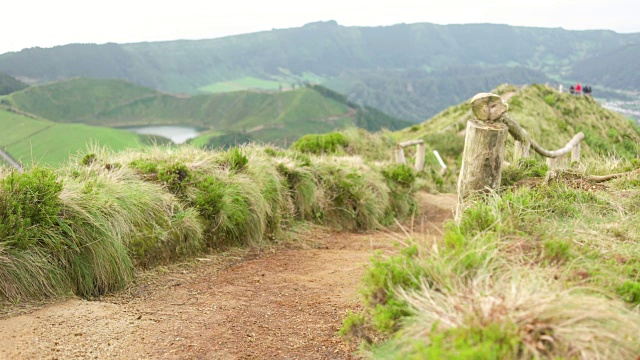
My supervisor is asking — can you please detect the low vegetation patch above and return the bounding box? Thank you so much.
[344,155,640,359]
[291,132,350,155]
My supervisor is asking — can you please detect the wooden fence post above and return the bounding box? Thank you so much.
[415,143,426,171]
[571,142,581,163]
[513,139,530,164]
[457,93,509,219]
[395,147,406,164]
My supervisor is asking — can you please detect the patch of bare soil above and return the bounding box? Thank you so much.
[0,193,455,360]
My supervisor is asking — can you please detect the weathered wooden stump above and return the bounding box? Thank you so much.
[456,93,509,219]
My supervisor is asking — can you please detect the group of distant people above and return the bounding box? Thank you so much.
[567,83,592,96]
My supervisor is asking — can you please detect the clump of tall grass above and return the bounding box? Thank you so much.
[275,157,325,221]
[0,159,205,301]
[312,156,390,230]
[341,127,397,162]
[0,168,70,301]
[291,132,349,155]
[117,145,290,247]
[347,229,640,359]
[290,127,398,162]
[384,268,640,359]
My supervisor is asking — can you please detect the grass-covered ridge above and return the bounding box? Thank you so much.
[0,144,418,303]
[342,155,640,358]
[398,84,640,167]
[6,78,410,147]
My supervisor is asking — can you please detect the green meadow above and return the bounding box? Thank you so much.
[0,109,145,165]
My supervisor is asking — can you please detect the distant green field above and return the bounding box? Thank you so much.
[0,109,145,166]
[0,110,52,146]
[198,77,284,93]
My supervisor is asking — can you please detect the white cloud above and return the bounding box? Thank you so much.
[1,0,638,54]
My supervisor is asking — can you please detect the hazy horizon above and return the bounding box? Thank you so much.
[2,0,639,55]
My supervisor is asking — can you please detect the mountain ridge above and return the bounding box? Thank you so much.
[1,22,638,121]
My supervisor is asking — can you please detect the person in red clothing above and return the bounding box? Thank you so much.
[575,83,582,94]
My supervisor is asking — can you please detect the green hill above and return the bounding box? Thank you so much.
[1,22,638,121]
[0,108,148,165]
[6,78,410,146]
[7,78,158,122]
[397,84,640,165]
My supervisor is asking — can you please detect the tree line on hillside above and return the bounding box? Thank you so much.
[0,73,28,95]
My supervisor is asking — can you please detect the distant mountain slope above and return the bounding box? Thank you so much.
[397,84,640,165]
[572,43,640,91]
[1,22,638,121]
[6,78,410,146]
[0,73,28,95]
[0,108,149,165]
[327,65,549,122]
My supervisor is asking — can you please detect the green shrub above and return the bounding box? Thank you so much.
[382,164,416,188]
[617,281,640,304]
[543,239,572,264]
[382,164,417,220]
[373,323,521,359]
[543,94,558,106]
[264,147,285,157]
[157,163,191,195]
[360,246,426,333]
[129,158,159,174]
[501,158,548,187]
[291,132,349,155]
[194,173,267,247]
[276,162,320,220]
[80,153,97,166]
[315,161,389,230]
[0,168,63,249]
[223,147,249,172]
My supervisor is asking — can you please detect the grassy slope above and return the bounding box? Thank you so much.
[7,78,409,146]
[8,78,157,122]
[397,84,640,165]
[7,79,351,128]
[0,109,145,165]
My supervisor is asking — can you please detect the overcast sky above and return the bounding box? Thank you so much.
[1,0,639,55]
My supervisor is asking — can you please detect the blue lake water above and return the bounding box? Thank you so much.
[124,125,202,144]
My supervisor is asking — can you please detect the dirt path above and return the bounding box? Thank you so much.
[0,193,455,360]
